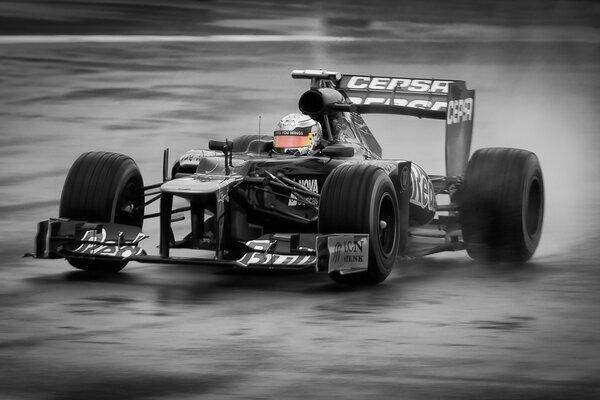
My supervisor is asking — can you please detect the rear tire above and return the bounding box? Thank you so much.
[459,147,544,262]
[59,151,145,272]
[320,164,399,284]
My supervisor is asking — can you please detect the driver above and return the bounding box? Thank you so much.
[273,113,323,155]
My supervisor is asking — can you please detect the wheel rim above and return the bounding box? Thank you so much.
[377,192,397,257]
[114,176,144,227]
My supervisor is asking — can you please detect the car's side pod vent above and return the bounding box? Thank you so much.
[298,88,344,115]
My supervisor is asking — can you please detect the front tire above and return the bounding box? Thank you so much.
[320,164,400,284]
[59,151,145,272]
[459,147,544,262]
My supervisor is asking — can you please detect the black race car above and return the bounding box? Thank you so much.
[32,70,544,284]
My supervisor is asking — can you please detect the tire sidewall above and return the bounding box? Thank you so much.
[368,172,398,280]
[520,157,544,255]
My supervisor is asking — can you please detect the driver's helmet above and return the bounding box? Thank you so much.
[273,113,322,155]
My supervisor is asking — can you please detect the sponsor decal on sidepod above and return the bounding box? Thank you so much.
[410,164,435,211]
[288,178,319,206]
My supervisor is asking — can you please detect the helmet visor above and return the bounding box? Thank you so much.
[274,128,314,149]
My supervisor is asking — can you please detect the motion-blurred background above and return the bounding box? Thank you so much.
[0,1,599,399]
[1,0,598,38]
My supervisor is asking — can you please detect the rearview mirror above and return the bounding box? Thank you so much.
[322,145,354,158]
[208,140,232,152]
[208,139,232,175]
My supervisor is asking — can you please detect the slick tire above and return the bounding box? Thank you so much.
[59,151,145,273]
[320,164,399,284]
[459,147,544,262]
[232,135,273,153]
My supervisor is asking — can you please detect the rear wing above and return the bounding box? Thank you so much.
[292,70,475,176]
[339,75,452,117]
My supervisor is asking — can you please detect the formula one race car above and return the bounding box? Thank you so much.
[32,69,544,284]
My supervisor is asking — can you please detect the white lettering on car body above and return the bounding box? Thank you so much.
[410,164,436,211]
[327,235,369,274]
[73,229,144,257]
[242,253,316,266]
[446,98,474,124]
[346,76,454,93]
[288,178,319,206]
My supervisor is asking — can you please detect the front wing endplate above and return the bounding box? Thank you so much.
[316,234,369,275]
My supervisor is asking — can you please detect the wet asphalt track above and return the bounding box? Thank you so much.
[1,2,600,399]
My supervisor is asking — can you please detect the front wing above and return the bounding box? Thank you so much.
[32,219,370,275]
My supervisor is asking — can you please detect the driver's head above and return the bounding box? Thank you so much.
[273,113,322,154]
